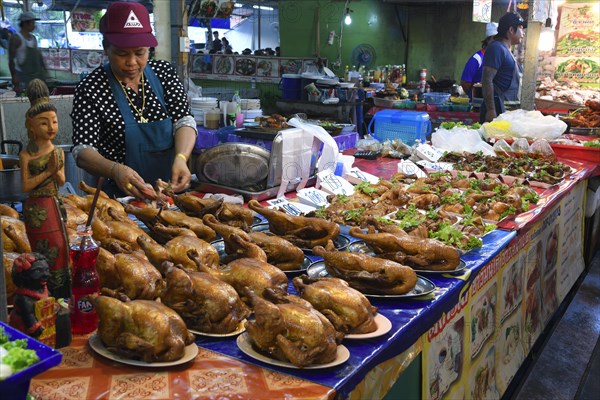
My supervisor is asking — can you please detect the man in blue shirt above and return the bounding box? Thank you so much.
[460,22,497,99]
[480,12,527,123]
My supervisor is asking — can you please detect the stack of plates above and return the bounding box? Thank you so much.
[239,98,261,111]
[239,98,262,120]
[190,97,219,124]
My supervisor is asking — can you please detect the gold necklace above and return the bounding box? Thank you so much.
[119,74,147,123]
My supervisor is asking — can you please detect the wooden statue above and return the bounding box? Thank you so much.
[19,79,71,300]
[8,252,56,346]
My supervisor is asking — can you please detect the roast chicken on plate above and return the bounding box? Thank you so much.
[161,261,250,334]
[244,288,343,368]
[247,231,305,271]
[248,200,340,248]
[313,245,417,295]
[96,248,165,300]
[293,275,378,334]
[95,290,195,363]
[349,227,460,271]
[189,251,288,304]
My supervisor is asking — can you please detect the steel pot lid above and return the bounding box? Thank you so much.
[195,143,270,188]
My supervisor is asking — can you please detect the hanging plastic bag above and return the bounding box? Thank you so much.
[492,139,513,157]
[511,138,530,155]
[530,138,557,161]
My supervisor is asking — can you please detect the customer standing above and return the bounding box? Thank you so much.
[460,22,497,99]
[71,2,197,199]
[480,12,526,123]
[8,11,48,94]
[212,31,223,52]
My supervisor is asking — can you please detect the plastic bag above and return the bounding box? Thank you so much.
[381,139,411,158]
[492,139,512,157]
[497,109,567,139]
[187,78,202,100]
[511,138,530,155]
[356,135,383,152]
[530,138,557,161]
[431,127,496,156]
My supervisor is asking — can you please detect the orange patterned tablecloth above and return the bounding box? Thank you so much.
[30,335,335,400]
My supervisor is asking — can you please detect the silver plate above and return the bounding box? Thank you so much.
[211,239,312,275]
[347,241,467,275]
[306,261,436,298]
[194,143,270,188]
[251,223,350,252]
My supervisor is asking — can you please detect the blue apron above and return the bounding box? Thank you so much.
[104,64,174,196]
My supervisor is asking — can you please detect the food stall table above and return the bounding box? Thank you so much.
[26,154,595,399]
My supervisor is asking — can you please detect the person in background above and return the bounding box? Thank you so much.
[19,79,70,300]
[8,11,48,94]
[221,37,233,54]
[212,31,223,52]
[480,12,526,123]
[71,2,197,198]
[460,22,497,99]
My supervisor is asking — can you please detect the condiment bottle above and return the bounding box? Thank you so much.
[69,225,100,335]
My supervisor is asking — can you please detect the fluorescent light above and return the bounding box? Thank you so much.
[253,5,273,11]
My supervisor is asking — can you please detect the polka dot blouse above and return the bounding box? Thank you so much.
[71,59,192,163]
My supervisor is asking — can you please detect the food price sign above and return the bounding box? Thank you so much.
[554,3,600,85]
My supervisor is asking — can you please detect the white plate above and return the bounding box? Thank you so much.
[89,332,198,367]
[189,319,246,337]
[236,332,349,369]
[344,313,393,340]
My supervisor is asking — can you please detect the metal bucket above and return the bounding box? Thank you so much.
[56,144,97,196]
[0,140,25,203]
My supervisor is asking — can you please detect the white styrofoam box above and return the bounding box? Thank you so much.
[266,197,316,216]
[344,167,380,185]
[296,187,330,208]
[397,159,427,178]
[414,143,444,162]
[317,170,355,196]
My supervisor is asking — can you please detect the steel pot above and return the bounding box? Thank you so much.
[0,140,25,203]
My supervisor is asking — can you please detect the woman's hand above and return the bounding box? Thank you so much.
[170,155,192,193]
[113,163,157,200]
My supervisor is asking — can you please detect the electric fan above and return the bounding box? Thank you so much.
[350,43,376,69]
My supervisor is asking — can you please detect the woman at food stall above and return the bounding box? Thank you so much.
[480,12,526,123]
[71,2,197,198]
[19,78,70,300]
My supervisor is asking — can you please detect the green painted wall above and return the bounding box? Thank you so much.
[279,0,508,83]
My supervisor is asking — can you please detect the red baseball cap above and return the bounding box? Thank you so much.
[100,2,157,48]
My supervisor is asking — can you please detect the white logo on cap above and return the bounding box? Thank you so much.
[123,10,143,28]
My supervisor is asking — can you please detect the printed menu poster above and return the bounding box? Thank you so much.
[71,49,106,74]
[41,48,70,71]
[554,3,600,85]
[71,8,104,32]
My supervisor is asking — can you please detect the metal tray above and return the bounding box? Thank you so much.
[191,176,317,201]
[194,143,270,188]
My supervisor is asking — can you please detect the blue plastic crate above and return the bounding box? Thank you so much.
[0,322,63,400]
[368,109,431,144]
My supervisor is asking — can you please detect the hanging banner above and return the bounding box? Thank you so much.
[554,3,600,84]
[70,8,104,32]
[190,1,235,19]
[422,180,586,399]
[472,0,493,23]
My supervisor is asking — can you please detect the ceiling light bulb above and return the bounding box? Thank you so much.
[345,12,352,25]
[538,18,555,52]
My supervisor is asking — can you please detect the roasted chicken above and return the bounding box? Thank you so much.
[170,192,255,230]
[189,251,288,303]
[247,231,305,271]
[161,261,250,334]
[244,288,343,368]
[137,235,219,274]
[96,248,165,300]
[312,245,417,295]
[293,275,378,334]
[2,217,31,253]
[124,204,216,243]
[248,200,340,248]
[349,227,461,271]
[0,204,19,219]
[95,290,195,363]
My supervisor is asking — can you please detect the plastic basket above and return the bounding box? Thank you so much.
[368,109,431,144]
[424,92,451,105]
[0,322,63,400]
